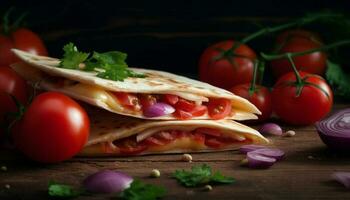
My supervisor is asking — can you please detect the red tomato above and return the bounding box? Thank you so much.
[139,94,157,109]
[206,98,232,120]
[199,40,257,89]
[173,98,208,119]
[13,92,90,163]
[271,71,333,125]
[276,29,322,44]
[113,92,141,110]
[271,32,327,77]
[230,84,272,121]
[154,131,175,142]
[174,99,197,112]
[0,67,28,132]
[195,128,222,137]
[162,94,179,105]
[191,132,205,144]
[115,137,148,155]
[0,28,48,66]
[173,110,193,120]
[190,105,207,117]
[143,137,165,146]
[205,137,223,148]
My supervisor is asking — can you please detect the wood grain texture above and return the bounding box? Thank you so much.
[1,105,350,199]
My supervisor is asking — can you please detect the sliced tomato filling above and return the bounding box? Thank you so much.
[105,128,248,155]
[111,92,232,120]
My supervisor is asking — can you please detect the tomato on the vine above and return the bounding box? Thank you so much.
[0,28,48,66]
[270,30,327,77]
[199,40,257,90]
[13,92,90,163]
[0,67,28,134]
[230,84,272,121]
[271,71,333,125]
[275,29,322,44]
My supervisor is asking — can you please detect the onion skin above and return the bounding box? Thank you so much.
[316,109,350,151]
[83,170,133,193]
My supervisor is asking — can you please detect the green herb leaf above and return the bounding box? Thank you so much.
[48,181,82,198]
[172,164,235,187]
[119,180,166,200]
[326,60,350,99]
[59,43,89,69]
[59,43,145,81]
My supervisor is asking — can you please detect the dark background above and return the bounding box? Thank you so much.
[1,0,349,79]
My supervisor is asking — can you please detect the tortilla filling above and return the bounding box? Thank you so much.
[101,128,250,155]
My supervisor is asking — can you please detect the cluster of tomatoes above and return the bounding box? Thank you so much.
[199,30,333,125]
[0,27,90,163]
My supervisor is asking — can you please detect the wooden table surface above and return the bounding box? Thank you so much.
[0,104,349,200]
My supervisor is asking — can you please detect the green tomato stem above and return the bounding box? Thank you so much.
[226,12,339,53]
[2,7,15,34]
[286,53,303,85]
[248,60,259,96]
[261,40,350,60]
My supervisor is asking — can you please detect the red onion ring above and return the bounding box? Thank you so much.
[316,109,350,151]
[247,151,277,169]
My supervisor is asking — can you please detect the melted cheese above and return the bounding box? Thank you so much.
[147,137,206,152]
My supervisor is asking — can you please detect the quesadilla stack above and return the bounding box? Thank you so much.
[11,49,269,156]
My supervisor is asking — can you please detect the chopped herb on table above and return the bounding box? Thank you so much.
[48,179,165,200]
[172,164,235,187]
[59,42,145,81]
[48,181,83,198]
[118,180,166,200]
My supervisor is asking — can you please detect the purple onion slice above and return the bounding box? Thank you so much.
[315,109,350,151]
[247,151,277,169]
[143,103,175,118]
[83,170,133,193]
[259,123,283,136]
[250,148,285,161]
[332,172,350,188]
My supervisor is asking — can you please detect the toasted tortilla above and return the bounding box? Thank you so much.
[79,106,269,156]
[11,49,260,120]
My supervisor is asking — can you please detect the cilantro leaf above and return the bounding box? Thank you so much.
[172,164,235,187]
[59,43,145,81]
[48,181,82,198]
[59,43,89,69]
[326,60,350,99]
[119,180,166,200]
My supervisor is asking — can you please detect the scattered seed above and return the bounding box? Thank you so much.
[78,63,86,70]
[240,158,248,166]
[204,184,213,191]
[182,154,193,162]
[283,130,296,137]
[150,169,160,178]
[1,166,7,171]
[4,184,10,189]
